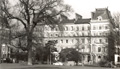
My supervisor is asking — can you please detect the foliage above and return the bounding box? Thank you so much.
[60,48,81,63]
[35,44,44,62]
[43,40,58,63]
[0,0,71,65]
[107,32,116,61]
[98,59,108,67]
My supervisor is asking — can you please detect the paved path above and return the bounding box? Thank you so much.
[0,63,120,69]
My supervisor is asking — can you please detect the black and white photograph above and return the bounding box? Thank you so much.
[0,0,120,69]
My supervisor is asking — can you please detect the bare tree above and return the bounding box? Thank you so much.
[113,13,120,24]
[112,13,120,56]
[0,0,71,65]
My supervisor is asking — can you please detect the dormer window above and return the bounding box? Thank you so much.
[97,16,102,21]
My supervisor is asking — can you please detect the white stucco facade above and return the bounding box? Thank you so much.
[35,8,115,64]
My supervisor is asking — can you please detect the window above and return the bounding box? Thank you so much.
[88,55,90,62]
[65,26,68,31]
[98,56,101,58]
[79,26,82,30]
[66,40,68,43]
[55,28,58,31]
[2,48,5,52]
[99,33,102,36]
[97,16,102,21]
[93,26,96,30]
[77,26,79,31]
[55,34,58,37]
[82,33,84,36]
[71,26,74,31]
[104,56,107,59]
[82,26,84,31]
[88,26,90,30]
[105,39,108,43]
[118,56,120,62]
[88,32,90,36]
[105,26,109,29]
[103,47,106,52]
[55,40,58,43]
[50,34,53,37]
[81,39,84,43]
[72,39,74,43]
[98,47,101,52]
[105,33,108,36]
[99,26,102,30]
[99,39,102,43]
[61,40,63,43]
[3,54,6,58]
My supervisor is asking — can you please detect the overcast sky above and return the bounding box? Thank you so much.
[64,0,120,18]
[9,0,120,18]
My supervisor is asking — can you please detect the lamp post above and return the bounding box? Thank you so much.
[0,26,3,64]
[0,42,1,64]
[50,47,51,65]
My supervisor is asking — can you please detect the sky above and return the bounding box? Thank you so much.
[64,0,120,18]
[9,0,120,18]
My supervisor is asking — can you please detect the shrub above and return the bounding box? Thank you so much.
[98,60,108,67]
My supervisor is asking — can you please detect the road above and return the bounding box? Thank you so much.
[0,63,119,69]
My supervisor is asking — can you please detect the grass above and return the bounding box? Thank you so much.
[12,67,62,69]
[0,63,120,69]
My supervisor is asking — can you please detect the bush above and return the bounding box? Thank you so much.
[98,60,108,67]
[3,58,13,63]
[99,60,116,68]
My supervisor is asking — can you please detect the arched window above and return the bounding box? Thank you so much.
[65,26,68,31]
[98,56,101,58]
[97,16,102,21]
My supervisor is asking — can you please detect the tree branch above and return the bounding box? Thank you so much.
[10,17,27,29]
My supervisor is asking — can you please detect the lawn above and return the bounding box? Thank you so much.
[0,63,120,69]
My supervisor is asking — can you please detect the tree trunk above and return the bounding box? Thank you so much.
[28,46,32,65]
[27,32,33,65]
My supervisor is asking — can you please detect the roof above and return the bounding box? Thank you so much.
[75,18,91,24]
[91,8,110,20]
[60,19,75,24]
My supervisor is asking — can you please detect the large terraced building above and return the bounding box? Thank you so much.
[35,8,115,64]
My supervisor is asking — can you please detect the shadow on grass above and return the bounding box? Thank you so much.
[13,67,62,69]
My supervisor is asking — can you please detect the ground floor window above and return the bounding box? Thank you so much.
[98,56,101,59]
[88,55,90,62]
[118,57,120,62]
[98,47,101,52]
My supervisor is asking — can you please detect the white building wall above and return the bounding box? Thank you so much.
[90,19,113,63]
[43,23,90,52]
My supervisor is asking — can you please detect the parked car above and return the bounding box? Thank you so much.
[105,61,116,68]
[53,62,63,66]
[77,62,82,66]
[65,61,76,66]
